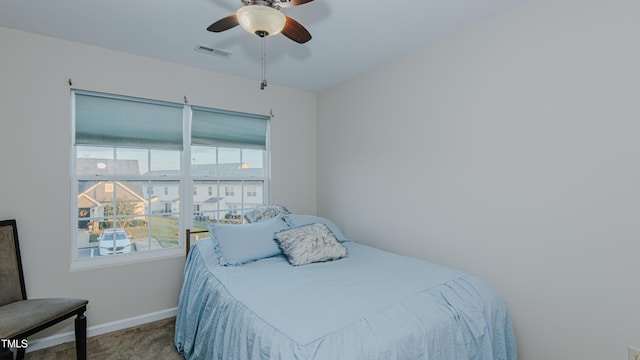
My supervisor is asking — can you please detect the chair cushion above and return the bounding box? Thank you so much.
[0,298,88,338]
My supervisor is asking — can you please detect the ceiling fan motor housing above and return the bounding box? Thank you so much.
[241,0,294,10]
[242,0,273,7]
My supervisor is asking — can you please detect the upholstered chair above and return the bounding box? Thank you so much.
[0,219,88,360]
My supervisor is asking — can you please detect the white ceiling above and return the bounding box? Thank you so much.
[0,0,526,92]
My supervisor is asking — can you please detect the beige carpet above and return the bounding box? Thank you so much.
[25,317,183,360]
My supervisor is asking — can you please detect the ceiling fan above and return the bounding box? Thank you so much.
[207,0,313,44]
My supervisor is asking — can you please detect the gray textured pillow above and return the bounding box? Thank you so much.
[244,204,290,223]
[274,223,347,266]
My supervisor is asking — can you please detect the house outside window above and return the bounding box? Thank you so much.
[72,90,270,266]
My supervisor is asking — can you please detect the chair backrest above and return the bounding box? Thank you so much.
[0,219,27,306]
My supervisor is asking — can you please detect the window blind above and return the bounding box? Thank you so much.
[74,91,184,150]
[191,107,269,150]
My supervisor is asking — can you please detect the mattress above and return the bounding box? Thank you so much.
[175,238,517,359]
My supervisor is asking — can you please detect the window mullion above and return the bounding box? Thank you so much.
[147,150,152,248]
[111,148,117,239]
[182,105,193,246]
[239,151,244,219]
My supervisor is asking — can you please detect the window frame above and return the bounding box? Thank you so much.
[70,90,270,270]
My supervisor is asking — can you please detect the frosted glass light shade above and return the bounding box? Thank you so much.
[236,5,286,37]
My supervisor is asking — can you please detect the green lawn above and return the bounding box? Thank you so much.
[192,220,210,233]
[92,217,227,248]
[125,217,181,248]
[151,217,180,248]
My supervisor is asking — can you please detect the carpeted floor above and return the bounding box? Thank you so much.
[25,317,183,359]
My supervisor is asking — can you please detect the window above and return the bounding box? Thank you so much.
[190,107,268,226]
[72,90,269,263]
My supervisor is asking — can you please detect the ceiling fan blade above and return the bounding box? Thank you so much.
[278,0,314,7]
[281,16,312,44]
[207,14,239,32]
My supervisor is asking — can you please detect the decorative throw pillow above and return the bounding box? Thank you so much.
[274,223,348,266]
[244,204,290,223]
[209,215,288,266]
[282,214,348,242]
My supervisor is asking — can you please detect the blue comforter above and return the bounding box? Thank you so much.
[175,239,517,359]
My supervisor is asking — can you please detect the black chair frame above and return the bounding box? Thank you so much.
[0,219,87,360]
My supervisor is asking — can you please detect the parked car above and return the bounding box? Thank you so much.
[98,228,132,256]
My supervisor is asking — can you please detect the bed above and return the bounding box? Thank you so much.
[174,211,517,360]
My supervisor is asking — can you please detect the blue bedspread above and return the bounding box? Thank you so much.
[175,239,517,360]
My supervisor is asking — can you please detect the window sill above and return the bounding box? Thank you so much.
[70,247,185,272]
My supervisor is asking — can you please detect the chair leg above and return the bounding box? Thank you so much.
[0,349,13,360]
[74,312,87,360]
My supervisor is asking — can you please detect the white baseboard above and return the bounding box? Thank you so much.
[26,307,177,353]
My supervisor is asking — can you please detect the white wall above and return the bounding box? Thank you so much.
[317,0,640,359]
[0,26,316,334]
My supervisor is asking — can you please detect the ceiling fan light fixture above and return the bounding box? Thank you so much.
[236,5,286,37]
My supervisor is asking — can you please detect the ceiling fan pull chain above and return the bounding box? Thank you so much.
[260,36,268,90]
